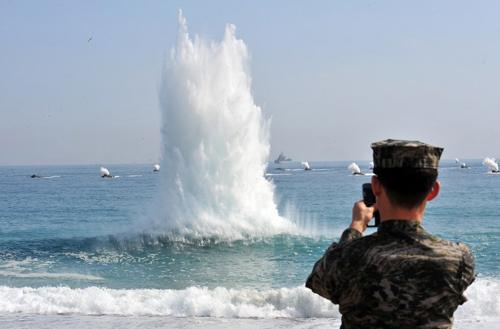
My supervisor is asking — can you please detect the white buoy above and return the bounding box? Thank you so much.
[153,164,160,172]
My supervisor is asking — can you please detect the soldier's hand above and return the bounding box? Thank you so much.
[350,200,377,233]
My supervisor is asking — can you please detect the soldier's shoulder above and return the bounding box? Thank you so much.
[456,241,474,259]
[423,233,474,257]
[338,231,382,251]
[425,232,470,248]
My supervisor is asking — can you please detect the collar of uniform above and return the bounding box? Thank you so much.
[377,219,425,234]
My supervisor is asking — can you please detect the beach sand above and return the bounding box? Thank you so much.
[0,315,498,329]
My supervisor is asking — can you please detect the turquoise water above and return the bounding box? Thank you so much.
[0,160,498,327]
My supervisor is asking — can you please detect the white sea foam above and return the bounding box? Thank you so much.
[0,278,497,322]
[0,286,336,318]
[265,173,290,176]
[138,11,295,240]
[0,258,103,281]
[454,276,500,322]
[0,271,103,281]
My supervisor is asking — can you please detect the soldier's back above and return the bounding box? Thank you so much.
[335,220,475,329]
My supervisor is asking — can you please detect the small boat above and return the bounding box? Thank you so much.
[100,167,116,178]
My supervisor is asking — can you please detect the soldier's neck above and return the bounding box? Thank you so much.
[379,201,427,222]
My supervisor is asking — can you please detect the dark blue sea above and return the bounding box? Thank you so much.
[0,160,498,328]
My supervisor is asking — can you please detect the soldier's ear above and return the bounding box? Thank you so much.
[371,176,382,196]
[427,180,441,201]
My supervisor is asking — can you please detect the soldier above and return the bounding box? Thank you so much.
[306,139,475,328]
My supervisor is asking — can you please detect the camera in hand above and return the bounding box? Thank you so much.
[362,183,380,227]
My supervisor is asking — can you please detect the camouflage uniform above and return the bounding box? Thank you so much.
[306,139,475,328]
[306,221,475,328]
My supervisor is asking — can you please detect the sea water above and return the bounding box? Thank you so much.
[1,11,499,329]
[0,161,499,328]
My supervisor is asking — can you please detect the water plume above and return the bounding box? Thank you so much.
[483,157,499,172]
[348,162,361,175]
[100,167,110,177]
[144,11,296,240]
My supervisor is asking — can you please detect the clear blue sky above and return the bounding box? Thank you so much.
[1,0,499,165]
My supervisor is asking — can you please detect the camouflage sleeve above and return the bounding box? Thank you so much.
[305,228,362,302]
[305,241,342,301]
[340,228,363,242]
[459,242,476,294]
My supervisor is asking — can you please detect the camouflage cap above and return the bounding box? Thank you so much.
[371,139,443,169]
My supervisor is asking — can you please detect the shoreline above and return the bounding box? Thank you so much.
[0,315,497,329]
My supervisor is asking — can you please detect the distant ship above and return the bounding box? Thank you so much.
[274,151,292,164]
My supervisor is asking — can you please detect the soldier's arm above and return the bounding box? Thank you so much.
[349,200,377,234]
[306,201,374,301]
[305,242,343,301]
[340,228,363,242]
[459,243,476,290]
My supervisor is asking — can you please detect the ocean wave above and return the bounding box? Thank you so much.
[0,278,498,321]
[454,276,500,321]
[0,271,103,281]
[0,286,337,318]
[0,258,103,281]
